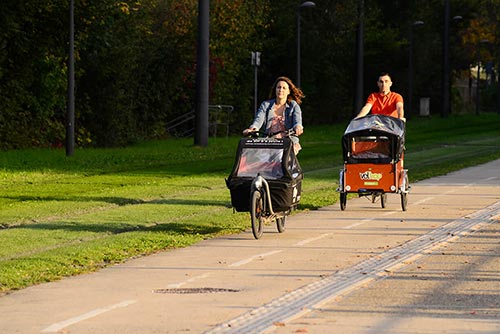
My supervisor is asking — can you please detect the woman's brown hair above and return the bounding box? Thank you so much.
[268,76,305,105]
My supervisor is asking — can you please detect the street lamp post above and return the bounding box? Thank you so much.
[354,0,365,114]
[497,44,500,115]
[66,0,75,156]
[408,20,424,118]
[475,39,490,115]
[251,51,261,115]
[296,1,315,88]
[441,0,451,118]
[442,0,463,118]
[194,0,210,147]
[475,48,480,115]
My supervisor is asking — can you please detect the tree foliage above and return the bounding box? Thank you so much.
[0,0,498,149]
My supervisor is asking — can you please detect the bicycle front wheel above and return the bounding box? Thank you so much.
[250,190,264,239]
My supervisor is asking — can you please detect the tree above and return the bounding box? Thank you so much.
[0,0,496,149]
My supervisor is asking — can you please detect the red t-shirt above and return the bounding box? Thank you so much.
[366,91,403,118]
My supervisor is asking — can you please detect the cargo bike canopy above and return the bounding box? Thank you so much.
[342,114,406,164]
[227,137,303,181]
[226,137,304,213]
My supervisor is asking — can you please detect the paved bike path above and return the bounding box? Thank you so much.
[0,160,499,334]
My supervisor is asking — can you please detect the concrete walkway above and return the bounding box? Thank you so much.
[1,160,499,334]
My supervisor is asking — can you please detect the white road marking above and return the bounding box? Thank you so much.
[41,300,136,333]
[229,250,282,267]
[166,235,333,289]
[166,273,211,289]
[412,196,435,205]
[343,211,394,229]
[294,233,331,246]
[382,211,396,216]
[343,218,373,229]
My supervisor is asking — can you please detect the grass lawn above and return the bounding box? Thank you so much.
[1,112,499,293]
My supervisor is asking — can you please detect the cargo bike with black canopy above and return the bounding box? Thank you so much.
[226,132,303,239]
[337,114,409,211]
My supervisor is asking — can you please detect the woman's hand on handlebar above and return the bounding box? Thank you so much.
[294,125,303,136]
[242,128,257,136]
[243,127,302,138]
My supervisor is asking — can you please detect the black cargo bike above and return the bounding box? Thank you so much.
[226,131,303,239]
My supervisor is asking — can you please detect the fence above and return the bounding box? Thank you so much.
[165,105,234,138]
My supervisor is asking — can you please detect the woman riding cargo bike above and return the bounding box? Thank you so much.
[226,76,304,239]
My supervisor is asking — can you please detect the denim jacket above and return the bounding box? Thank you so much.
[250,99,303,135]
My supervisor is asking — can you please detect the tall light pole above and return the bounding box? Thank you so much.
[441,0,451,118]
[442,0,463,118]
[475,39,490,115]
[66,0,75,156]
[194,0,209,147]
[251,51,261,115]
[354,0,364,115]
[296,1,315,88]
[408,20,424,118]
[497,44,500,115]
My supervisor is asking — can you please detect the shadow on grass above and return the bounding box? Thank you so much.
[10,220,225,235]
[0,195,230,207]
[297,203,324,211]
[0,137,238,175]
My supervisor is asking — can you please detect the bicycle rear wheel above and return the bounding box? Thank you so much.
[381,193,387,208]
[276,215,286,233]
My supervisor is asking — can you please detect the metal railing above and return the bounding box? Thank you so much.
[165,105,234,138]
[209,104,234,138]
[165,111,196,137]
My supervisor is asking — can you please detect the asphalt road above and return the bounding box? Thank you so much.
[1,160,499,334]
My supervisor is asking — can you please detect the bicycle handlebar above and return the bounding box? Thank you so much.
[244,129,296,139]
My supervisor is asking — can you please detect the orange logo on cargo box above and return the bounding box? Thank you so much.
[359,171,382,181]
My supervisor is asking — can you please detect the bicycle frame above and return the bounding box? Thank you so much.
[251,174,273,215]
[250,174,287,220]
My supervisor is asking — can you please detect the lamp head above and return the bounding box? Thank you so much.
[299,1,316,9]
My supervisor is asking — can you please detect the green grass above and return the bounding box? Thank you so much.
[1,113,500,293]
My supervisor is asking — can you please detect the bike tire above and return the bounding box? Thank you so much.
[381,193,387,208]
[276,215,286,233]
[340,192,347,211]
[251,190,264,239]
